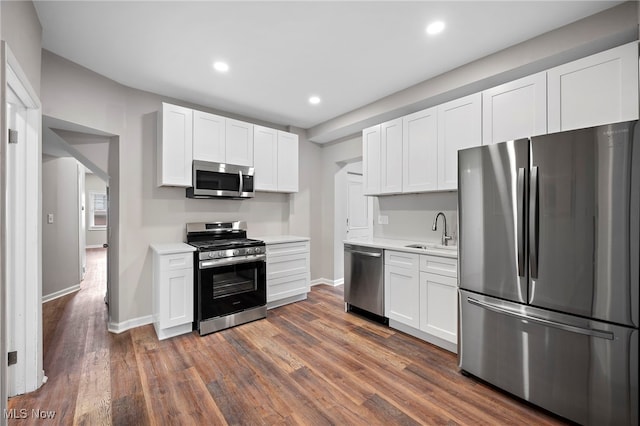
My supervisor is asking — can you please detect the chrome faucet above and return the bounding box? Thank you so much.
[432,212,452,246]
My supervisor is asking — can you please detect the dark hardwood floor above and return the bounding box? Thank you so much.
[8,248,568,425]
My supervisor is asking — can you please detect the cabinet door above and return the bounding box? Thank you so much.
[385,264,420,329]
[277,131,299,192]
[193,110,226,162]
[225,118,254,166]
[267,273,309,303]
[380,118,403,194]
[253,125,278,191]
[437,93,482,190]
[158,103,193,187]
[362,125,381,195]
[160,268,194,329]
[403,107,438,193]
[419,272,457,344]
[548,42,639,133]
[482,72,547,144]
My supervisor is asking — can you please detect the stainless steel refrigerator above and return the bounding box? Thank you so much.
[458,120,639,425]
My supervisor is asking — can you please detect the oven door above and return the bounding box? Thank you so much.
[197,256,266,320]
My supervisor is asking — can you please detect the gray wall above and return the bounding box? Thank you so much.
[318,136,362,282]
[375,193,458,244]
[85,172,107,248]
[40,50,318,326]
[1,0,42,96]
[42,157,81,298]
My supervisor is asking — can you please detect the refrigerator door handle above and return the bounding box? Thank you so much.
[517,168,526,277]
[529,166,539,279]
[467,297,614,340]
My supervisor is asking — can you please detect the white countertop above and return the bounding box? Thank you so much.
[343,237,458,259]
[150,242,196,255]
[255,235,310,244]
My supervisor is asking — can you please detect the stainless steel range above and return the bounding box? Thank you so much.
[186,221,266,335]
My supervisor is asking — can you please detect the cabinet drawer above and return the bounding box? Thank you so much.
[267,272,309,303]
[385,250,419,269]
[420,255,457,278]
[267,241,309,257]
[160,253,193,271]
[267,253,309,280]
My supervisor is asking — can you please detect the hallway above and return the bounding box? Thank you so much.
[8,248,109,423]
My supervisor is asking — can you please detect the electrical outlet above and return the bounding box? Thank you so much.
[378,215,389,225]
[47,213,54,224]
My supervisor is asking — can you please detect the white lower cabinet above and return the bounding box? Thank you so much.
[266,240,310,308]
[151,244,196,340]
[384,251,420,329]
[385,249,458,353]
[419,255,458,349]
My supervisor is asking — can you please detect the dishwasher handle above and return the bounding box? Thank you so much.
[345,247,382,258]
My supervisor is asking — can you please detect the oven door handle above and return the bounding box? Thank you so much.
[200,254,266,269]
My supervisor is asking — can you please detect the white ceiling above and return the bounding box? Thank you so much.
[34,1,623,134]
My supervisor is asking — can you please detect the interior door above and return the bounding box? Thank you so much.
[458,139,529,303]
[529,121,639,327]
[346,172,371,241]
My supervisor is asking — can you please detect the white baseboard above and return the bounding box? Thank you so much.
[108,315,153,334]
[310,278,344,287]
[42,284,81,303]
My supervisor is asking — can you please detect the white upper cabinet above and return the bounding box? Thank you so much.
[380,118,403,194]
[254,126,279,191]
[402,107,438,193]
[482,72,547,144]
[253,126,298,193]
[437,93,482,190]
[193,110,226,162]
[363,125,381,195]
[157,103,193,187]
[548,42,639,133]
[225,118,254,167]
[277,131,299,193]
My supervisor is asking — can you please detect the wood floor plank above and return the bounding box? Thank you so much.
[73,348,111,425]
[8,249,570,425]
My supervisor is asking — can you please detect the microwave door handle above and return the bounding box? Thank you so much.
[238,170,244,196]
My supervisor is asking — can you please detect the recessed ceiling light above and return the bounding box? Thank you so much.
[309,96,321,105]
[426,21,445,35]
[213,61,229,73]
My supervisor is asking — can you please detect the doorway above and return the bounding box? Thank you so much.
[2,42,43,398]
[333,160,373,284]
[346,172,371,241]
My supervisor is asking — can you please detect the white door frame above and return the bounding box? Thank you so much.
[1,41,43,400]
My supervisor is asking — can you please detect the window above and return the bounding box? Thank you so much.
[89,191,107,230]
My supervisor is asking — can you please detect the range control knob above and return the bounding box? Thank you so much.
[233,249,240,256]
[246,248,254,254]
[208,252,215,259]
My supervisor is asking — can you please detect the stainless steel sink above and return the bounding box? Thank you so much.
[405,243,457,251]
[405,243,428,249]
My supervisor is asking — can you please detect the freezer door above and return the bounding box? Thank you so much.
[529,121,639,327]
[458,139,529,303]
[459,290,639,426]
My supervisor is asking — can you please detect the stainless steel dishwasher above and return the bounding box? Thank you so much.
[344,243,387,323]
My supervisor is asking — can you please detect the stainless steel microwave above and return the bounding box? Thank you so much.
[186,160,255,199]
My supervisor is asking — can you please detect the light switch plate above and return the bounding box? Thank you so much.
[47,213,54,224]
[378,215,389,225]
